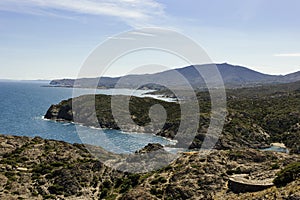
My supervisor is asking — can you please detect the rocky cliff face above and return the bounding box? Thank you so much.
[0,135,299,199]
[44,99,73,121]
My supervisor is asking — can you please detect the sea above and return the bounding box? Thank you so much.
[0,81,175,154]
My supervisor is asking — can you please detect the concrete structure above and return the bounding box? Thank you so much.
[228,174,274,193]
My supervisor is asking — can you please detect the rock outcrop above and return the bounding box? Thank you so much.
[135,143,164,154]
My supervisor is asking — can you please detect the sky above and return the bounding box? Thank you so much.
[0,0,300,80]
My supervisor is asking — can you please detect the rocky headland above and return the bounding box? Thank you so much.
[45,81,300,153]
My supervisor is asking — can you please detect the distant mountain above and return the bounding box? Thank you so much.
[282,71,300,83]
[49,63,300,89]
[0,79,51,83]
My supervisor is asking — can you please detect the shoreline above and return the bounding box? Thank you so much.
[43,85,177,102]
[41,116,178,151]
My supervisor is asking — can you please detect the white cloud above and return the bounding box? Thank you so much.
[130,31,156,37]
[0,0,165,27]
[274,53,300,57]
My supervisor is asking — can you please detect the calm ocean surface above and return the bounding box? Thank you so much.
[0,81,174,153]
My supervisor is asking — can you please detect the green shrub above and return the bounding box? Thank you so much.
[273,162,300,186]
[4,171,17,181]
[150,187,163,198]
[150,176,167,185]
[50,161,64,167]
[48,184,64,195]
[105,194,117,200]
[270,162,280,170]
[119,179,131,193]
[102,180,112,189]
[128,174,140,187]
[43,194,56,199]
[32,164,54,175]
[99,188,109,198]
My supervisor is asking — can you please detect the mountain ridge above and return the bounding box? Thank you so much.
[49,63,300,89]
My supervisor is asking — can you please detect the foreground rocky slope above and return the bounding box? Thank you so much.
[0,135,299,199]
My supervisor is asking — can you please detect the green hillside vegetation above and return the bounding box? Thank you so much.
[45,81,300,154]
[273,162,300,186]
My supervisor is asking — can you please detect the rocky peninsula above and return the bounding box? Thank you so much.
[45,81,300,153]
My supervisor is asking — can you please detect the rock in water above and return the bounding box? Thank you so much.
[135,143,164,154]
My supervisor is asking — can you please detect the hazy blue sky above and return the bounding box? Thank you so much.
[1,0,300,79]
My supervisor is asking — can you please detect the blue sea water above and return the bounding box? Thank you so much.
[261,146,289,153]
[0,82,174,153]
